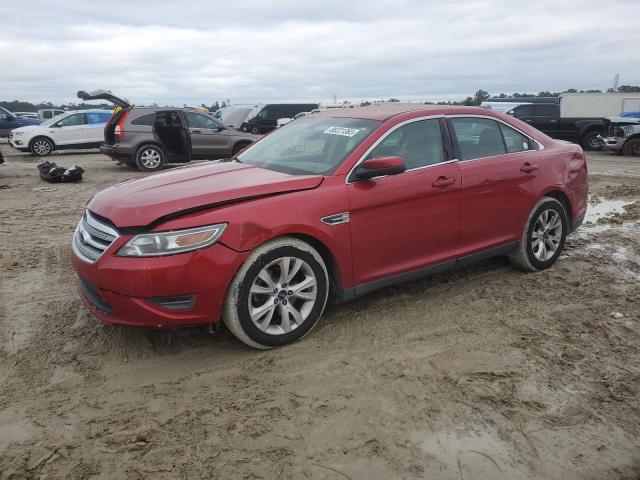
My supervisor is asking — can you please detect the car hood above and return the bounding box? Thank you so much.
[88,162,324,228]
[11,125,42,133]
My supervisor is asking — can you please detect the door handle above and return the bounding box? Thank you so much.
[432,176,456,188]
[520,163,538,173]
[525,119,533,123]
[190,129,202,134]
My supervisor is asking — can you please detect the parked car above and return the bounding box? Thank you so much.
[599,115,640,156]
[213,105,260,130]
[8,109,113,156]
[0,107,41,137]
[38,109,66,120]
[242,103,319,134]
[71,105,588,349]
[77,90,257,172]
[14,112,39,119]
[505,93,640,150]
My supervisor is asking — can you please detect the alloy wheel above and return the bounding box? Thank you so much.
[531,209,563,261]
[140,149,161,169]
[33,139,51,155]
[248,256,318,335]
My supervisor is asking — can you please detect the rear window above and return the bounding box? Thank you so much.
[450,117,506,160]
[86,112,111,124]
[130,113,155,126]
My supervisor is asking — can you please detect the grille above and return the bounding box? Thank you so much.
[72,210,119,263]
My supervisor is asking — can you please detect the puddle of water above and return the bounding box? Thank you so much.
[585,198,632,224]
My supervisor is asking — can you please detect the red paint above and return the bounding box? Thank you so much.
[73,106,588,328]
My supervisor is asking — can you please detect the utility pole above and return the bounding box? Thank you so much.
[612,74,620,92]
[333,94,337,104]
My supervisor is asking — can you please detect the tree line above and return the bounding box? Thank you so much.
[3,86,640,112]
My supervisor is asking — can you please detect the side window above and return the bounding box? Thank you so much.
[257,109,268,119]
[184,112,220,129]
[513,105,534,116]
[42,111,53,119]
[86,112,109,124]
[533,105,558,117]
[450,117,506,161]
[367,119,445,169]
[500,124,534,153]
[0,109,9,120]
[56,113,86,127]
[130,113,155,126]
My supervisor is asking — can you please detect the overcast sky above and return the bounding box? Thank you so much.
[1,0,639,106]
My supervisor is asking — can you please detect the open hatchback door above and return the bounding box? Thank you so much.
[77,90,132,109]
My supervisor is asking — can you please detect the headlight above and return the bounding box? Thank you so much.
[13,131,24,136]
[117,224,227,257]
[621,126,634,137]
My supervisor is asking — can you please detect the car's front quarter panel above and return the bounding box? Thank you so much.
[157,176,353,290]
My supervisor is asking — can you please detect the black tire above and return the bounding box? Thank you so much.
[250,125,260,135]
[223,237,329,349]
[135,144,166,172]
[29,137,54,156]
[509,197,568,272]
[622,138,640,157]
[581,130,603,151]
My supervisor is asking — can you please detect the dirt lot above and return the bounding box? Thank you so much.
[1,141,639,480]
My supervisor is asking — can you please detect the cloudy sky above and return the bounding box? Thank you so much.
[1,0,639,106]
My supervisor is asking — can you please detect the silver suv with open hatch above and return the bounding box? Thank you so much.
[78,90,257,172]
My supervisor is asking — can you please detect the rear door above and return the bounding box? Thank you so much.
[84,111,112,143]
[449,116,541,256]
[347,117,462,290]
[183,111,231,158]
[154,110,192,160]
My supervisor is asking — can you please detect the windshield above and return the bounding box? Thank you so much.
[238,117,380,175]
[40,113,68,126]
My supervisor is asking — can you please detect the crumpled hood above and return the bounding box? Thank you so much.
[88,162,323,228]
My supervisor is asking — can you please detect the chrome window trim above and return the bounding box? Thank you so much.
[345,114,451,184]
[446,114,546,162]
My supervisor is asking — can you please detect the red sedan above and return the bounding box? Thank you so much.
[72,105,588,349]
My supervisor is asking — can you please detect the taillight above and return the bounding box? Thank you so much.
[114,111,129,140]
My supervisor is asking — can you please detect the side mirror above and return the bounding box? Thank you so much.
[7,116,15,122]
[216,125,226,132]
[354,156,406,181]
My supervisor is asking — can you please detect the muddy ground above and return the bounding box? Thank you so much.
[0,141,639,480]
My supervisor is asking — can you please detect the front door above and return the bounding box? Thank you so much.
[448,116,542,255]
[347,118,461,291]
[51,112,87,145]
[184,111,231,159]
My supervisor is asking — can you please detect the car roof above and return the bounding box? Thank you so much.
[313,104,502,121]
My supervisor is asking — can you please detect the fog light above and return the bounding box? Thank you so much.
[148,295,196,311]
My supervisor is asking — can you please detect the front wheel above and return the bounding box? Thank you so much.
[135,144,166,172]
[581,131,603,151]
[622,138,640,157]
[30,137,54,156]
[223,237,329,349]
[509,197,568,272]
[250,125,260,135]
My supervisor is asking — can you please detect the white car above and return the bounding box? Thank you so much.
[9,109,113,156]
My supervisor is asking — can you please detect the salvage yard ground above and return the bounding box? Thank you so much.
[0,141,639,479]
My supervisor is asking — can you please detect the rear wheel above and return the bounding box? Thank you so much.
[581,131,603,151]
[232,142,250,156]
[135,144,166,172]
[223,237,329,349]
[622,138,640,157]
[30,137,54,156]
[509,197,568,272]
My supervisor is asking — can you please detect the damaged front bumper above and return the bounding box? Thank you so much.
[597,135,626,153]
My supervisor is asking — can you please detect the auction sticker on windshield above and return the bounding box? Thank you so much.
[323,126,360,137]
